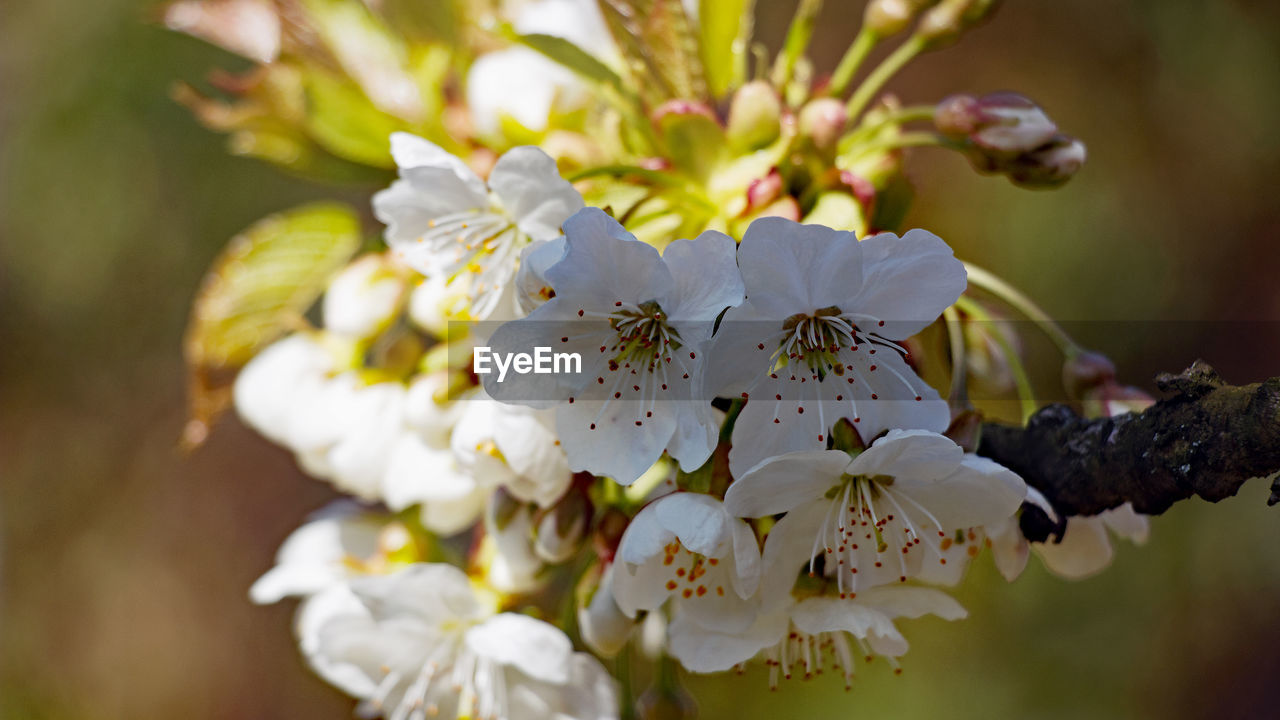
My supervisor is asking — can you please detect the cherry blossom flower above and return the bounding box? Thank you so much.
[451,391,572,509]
[373,133,583,319]
[250,501,408,604]
[611,493,761,634]
[667,585,966,686]
[300,564,618,720]
[322,253,408,340]
[725,430,1026,599]
[702,218,966,476]
[1034,503,1149,580]
[484,208,743,484]
[466,0,616,137]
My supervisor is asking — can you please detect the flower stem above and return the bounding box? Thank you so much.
[955,296,1038,423]
[845,34,929,121]
[943,305,970,408]
[826,29,877,97]
[617,643,637,720]
[843,131,949,160]
[772,0,824,88]
[963,262,1084,357]
[841,104,936,147]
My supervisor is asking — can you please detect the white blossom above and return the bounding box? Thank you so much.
[451,392,573,509]
[725,430,1026,599]
[702,218,966,477]
[250,501,407,604]
[1034,502,1149,580]
[485,208,743,484]
[323,253,408,340]
[300,564,618,720]
[667,585,966,687]
[374,133,583,319]
[611,493,761,633]
[466,0,616,137]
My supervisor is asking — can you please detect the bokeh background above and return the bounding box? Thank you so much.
[3,0,1279,718]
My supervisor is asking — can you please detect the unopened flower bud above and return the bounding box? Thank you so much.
[745,170,784,211]
[408,272,471,337]
[1007,134,1086,188]
[918,0,999,46]
[575,563,636,657]
[798,98,848,152]
[937,92,1057,156]
[934,94,982,138]
[726,81,782,151]
[1062,351,1116,401]
[864,0,933,37]
[486,486,524,533]
[323,254,407,339]
[533,487,591,563]
[592,508,629,562]
[484,490,544,593]
[637,659,697,720]
[970,92,1057,156]
[944,409,984,452]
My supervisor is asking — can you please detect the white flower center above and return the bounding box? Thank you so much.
[422,209,519,298]
[809,474,949,597]
[572,299,684,430]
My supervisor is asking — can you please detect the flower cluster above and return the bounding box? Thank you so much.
[171,0,1153,717]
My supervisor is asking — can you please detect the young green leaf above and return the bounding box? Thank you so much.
[597,0,707,103]
[698,0,754,98]
[182,203,362,449]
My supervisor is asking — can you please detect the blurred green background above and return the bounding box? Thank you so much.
[2,1,1279,718]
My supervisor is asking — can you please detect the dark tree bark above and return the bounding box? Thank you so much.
[977,362,1280,542]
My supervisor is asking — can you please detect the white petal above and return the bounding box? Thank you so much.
[756,500,830,610]
[233,334,331,445]
[382,433,480,509]
[466,48,575,136]
[577,564,636,657]
[616,500,675,567]
[852,585,968,621]
[790,597,909,657]
[848,229,966,340]
[466,613,573,685]
[737,217,865,316]
[654,493,732,558]
[1034,515,1114,580]
[489,146,584,240]
[555,397,677,485]
[390,132,484,190]
[986,516,1031,582]
[515,236,567,314]
[729,511,762,600]
[323,254,406,339]
[660,230,745,344]
[545,208,674,308]
[891,452,1027,531]
[667,608,789,673]
[1100,503,1150,544]
[723,450,849,518]
[845,429,964,480]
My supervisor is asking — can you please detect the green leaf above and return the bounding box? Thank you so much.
[182,203,362,448]
[506,30,628,93]
[303,70,408,168]
[597,0,707,103]
[698,0,754,98]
